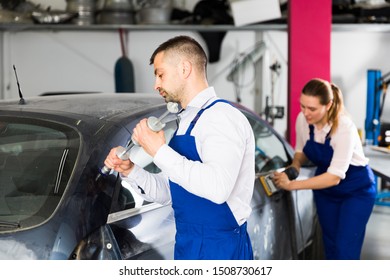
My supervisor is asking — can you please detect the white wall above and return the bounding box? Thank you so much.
[1,28,288,135]
[4,28,390,140]
[0,0,289,136]
[331,31,390,136]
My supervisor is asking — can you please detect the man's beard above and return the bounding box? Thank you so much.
[162,90,179,104]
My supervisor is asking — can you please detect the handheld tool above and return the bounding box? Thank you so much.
[259,166,299,196]
[96,102,179,180]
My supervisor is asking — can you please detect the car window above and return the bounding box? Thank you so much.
[244,113,289,173]
[0,117,79,231]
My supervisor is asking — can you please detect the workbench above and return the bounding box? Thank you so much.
[364,146,390,206]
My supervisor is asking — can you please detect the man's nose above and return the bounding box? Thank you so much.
[154,79,160,91]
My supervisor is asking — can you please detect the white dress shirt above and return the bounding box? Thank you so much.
[122,87,255,225]
[295,112,369,179]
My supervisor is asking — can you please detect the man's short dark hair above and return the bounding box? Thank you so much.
[149,36,207,72]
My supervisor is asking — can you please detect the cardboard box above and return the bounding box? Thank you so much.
[229,0,282,26]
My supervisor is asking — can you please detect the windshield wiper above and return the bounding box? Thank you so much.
[0,220,21,229]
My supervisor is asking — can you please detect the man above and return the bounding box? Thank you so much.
[104,35,255,260]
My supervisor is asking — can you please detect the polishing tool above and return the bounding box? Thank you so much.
[259,166,299,196]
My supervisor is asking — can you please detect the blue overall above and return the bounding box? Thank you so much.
[303,125,376,259]
[168,100,253,260]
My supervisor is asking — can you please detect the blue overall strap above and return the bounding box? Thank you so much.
[309,124,314,140]
[186,99,233,135]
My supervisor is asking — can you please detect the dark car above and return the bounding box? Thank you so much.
[0,92,323,260]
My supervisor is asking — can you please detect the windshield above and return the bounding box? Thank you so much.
[0,117,79,231]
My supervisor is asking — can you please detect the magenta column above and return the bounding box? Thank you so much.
[287,0,332,146]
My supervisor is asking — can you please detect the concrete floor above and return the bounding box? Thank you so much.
[361,205,390,260]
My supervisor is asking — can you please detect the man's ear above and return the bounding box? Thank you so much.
[181,60,192,78]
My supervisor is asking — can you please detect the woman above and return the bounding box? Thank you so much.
[273,78,376,259]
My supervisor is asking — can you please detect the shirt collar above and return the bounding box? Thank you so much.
[321,123,332,134]
[186,87,217,109]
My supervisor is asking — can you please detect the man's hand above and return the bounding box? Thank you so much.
[104,147,135,177]
[132,118,166,157]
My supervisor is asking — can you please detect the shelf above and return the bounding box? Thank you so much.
[332,23,390,32]
[0,23,288,32]
[2,22,390,33]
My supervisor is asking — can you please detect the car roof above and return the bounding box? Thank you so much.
[0,92,165,121]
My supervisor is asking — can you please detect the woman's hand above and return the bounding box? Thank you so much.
[272,171,294,191]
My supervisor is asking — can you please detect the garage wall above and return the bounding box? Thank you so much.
[331,31,390,137]
[1,0,390,142]
[0,29,288,136]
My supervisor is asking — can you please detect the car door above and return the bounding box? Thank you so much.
[243,110,322,259]
[243,112,297,259]
[106,117,179,260]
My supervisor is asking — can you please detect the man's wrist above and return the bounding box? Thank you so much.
[121,161,135,177]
